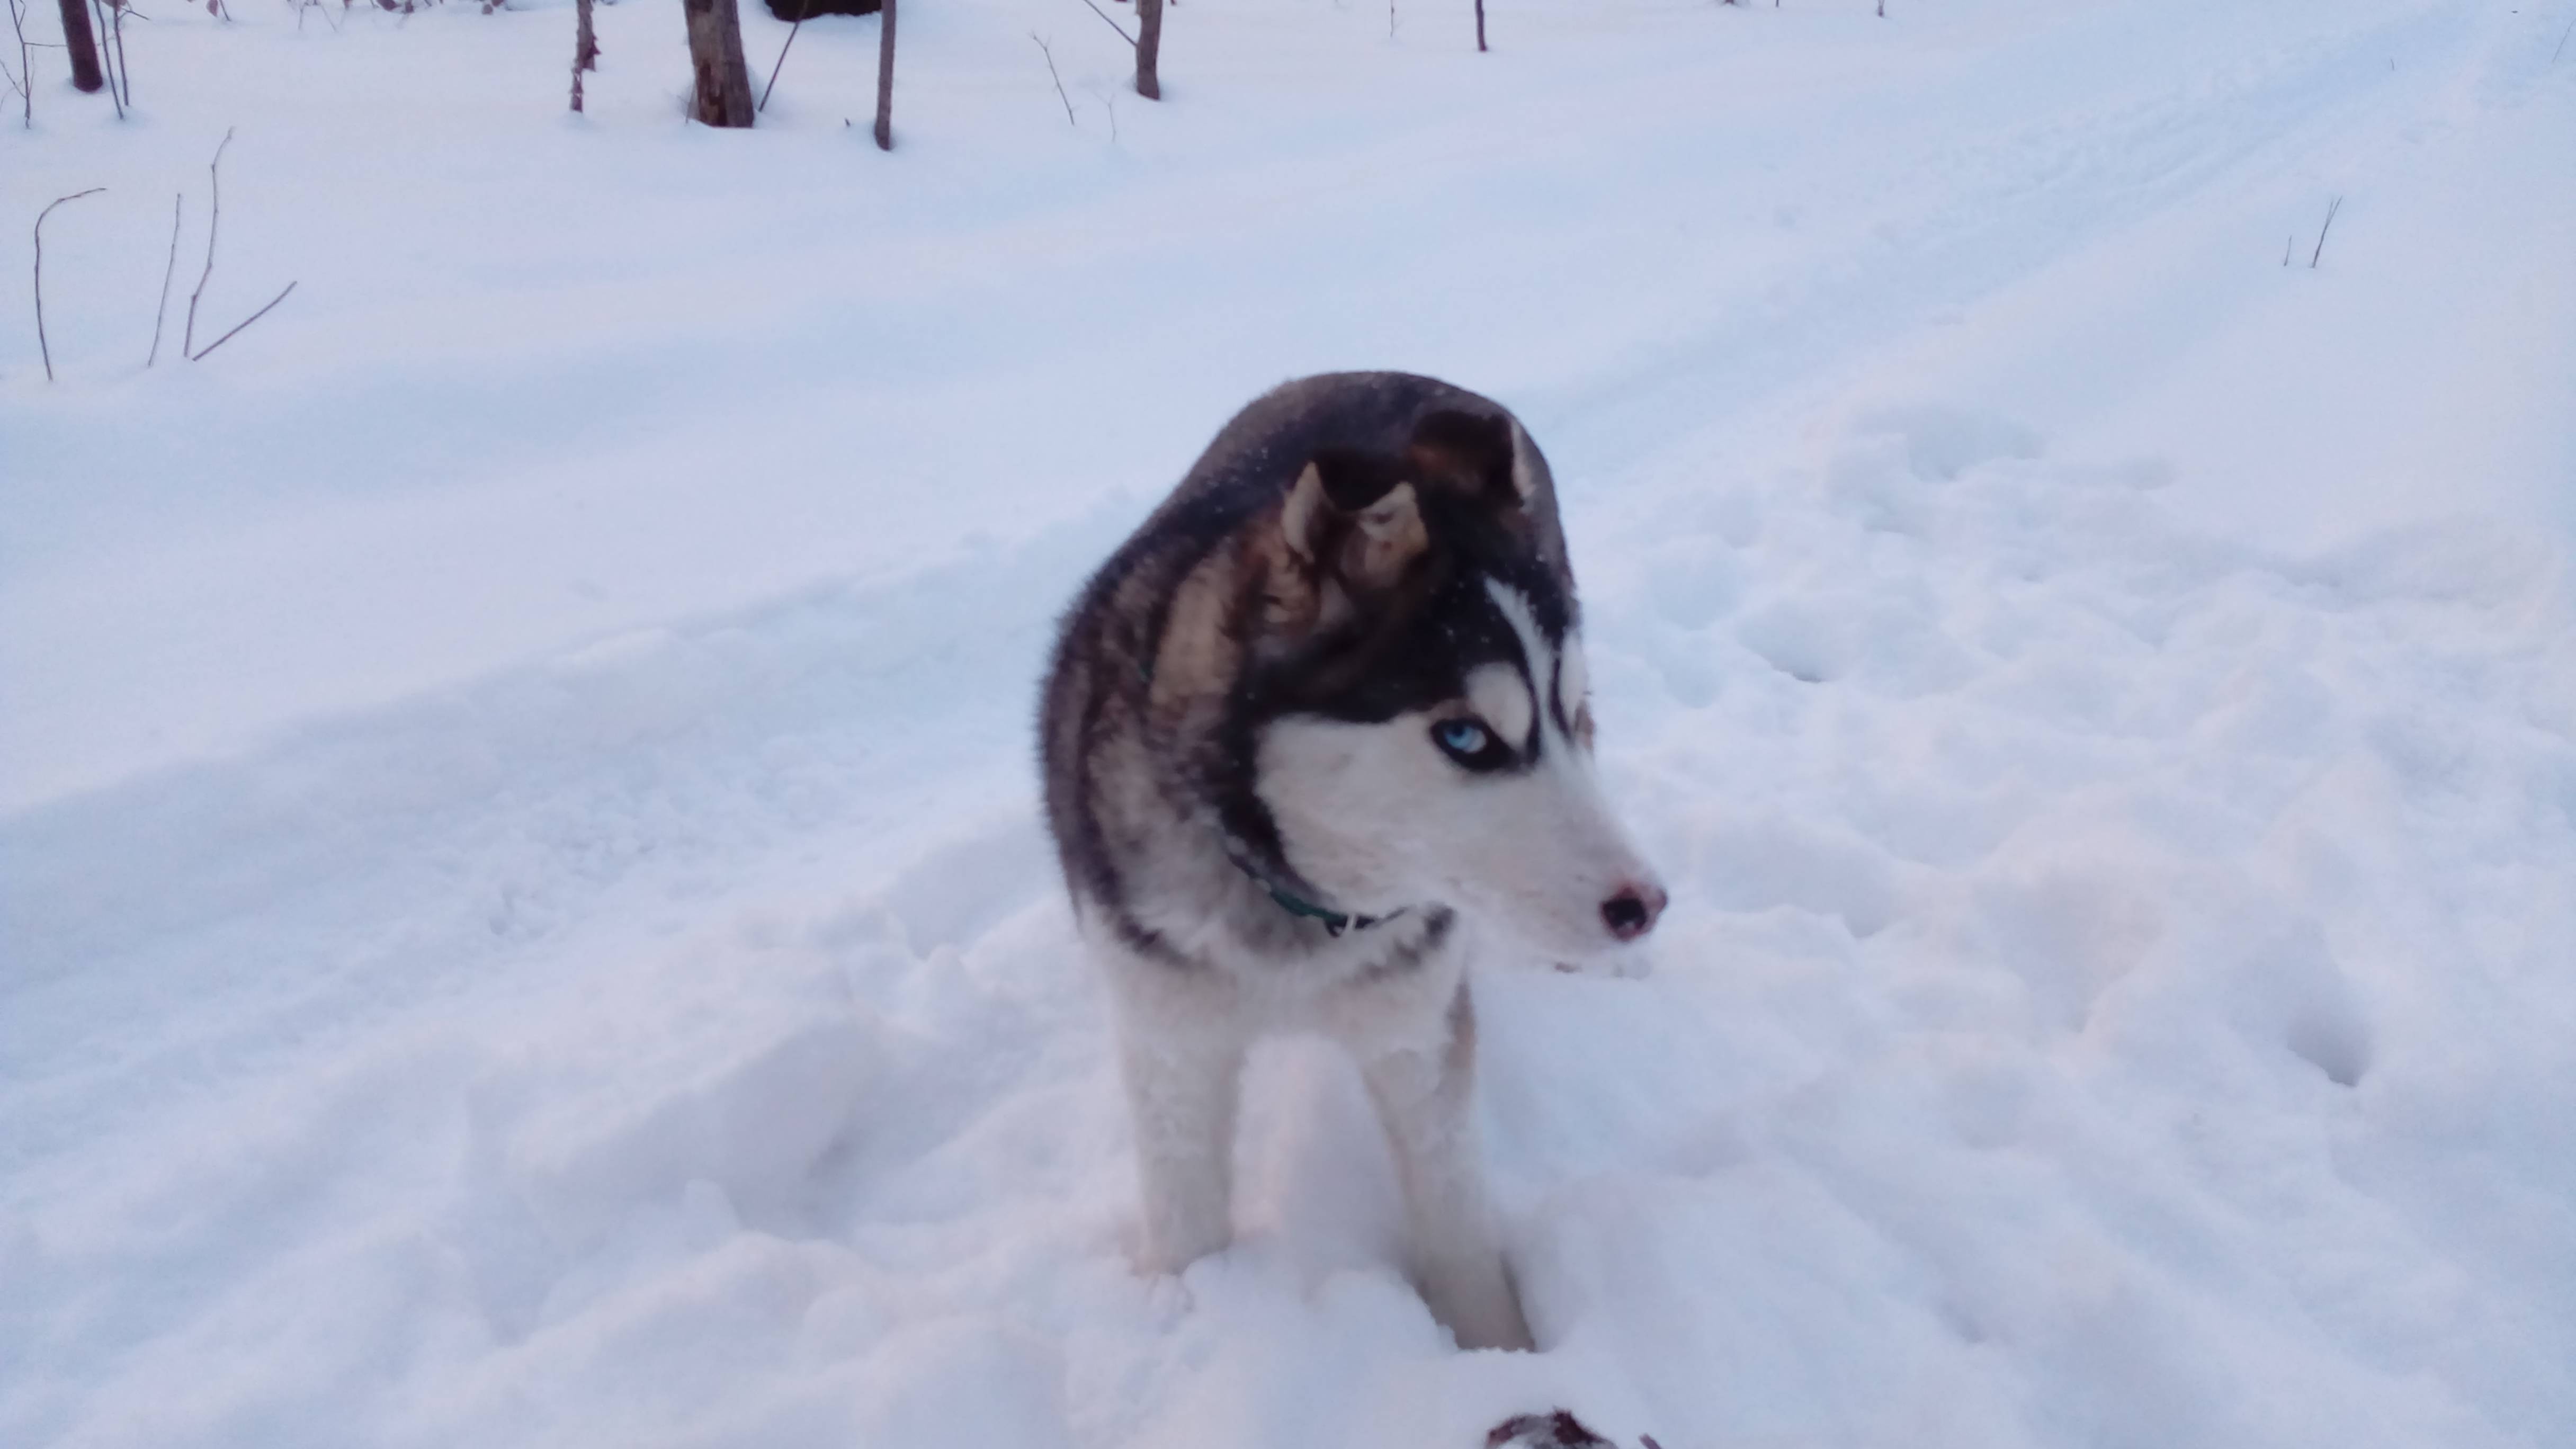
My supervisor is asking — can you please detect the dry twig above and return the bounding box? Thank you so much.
[1031,31,1074,126]
[34,187,105,383]
[758,4,800,112]
[6,0,34,126]
[148,191,182,365]
[183,128,233,358]
[88,0,136,107]
[2309,194,2341,269]
[1072,0,1130,47]
[189,279,293,360]
[177,129,301,362]
[110,0,133,104]
[90,0,121,116]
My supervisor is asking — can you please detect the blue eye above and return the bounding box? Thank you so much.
[1431,718,1507,770]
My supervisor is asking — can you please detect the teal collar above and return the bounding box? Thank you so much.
[1230,855,1395,937]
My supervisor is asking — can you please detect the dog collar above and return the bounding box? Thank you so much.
[1228,855,1396,937]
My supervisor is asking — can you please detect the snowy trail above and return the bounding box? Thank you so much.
[6,2,2576,1446]
[4,0,2537,806]
[1,507,1119,1169]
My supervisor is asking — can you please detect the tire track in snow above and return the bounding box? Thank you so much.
[1528,1,2480,472]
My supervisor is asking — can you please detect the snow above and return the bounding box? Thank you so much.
[5,0,2574,1445]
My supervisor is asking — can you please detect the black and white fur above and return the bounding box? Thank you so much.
[1039,372,1665,1350]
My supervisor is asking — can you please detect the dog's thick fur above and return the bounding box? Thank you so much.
[1039,372,1663,1350]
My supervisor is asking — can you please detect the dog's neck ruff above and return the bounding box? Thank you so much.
[1225,853,1400,938]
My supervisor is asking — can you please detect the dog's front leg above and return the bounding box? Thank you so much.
[1117,1022,1247,1274]
[1357,981,1533,1352]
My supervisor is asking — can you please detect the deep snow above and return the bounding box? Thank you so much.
[5,0,2574,1445]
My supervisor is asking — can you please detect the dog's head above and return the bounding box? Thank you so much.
[1227,407,1666,956]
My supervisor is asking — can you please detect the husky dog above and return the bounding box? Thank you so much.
[1039,372,1665,1351]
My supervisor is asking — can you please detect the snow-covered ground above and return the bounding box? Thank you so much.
[5,0,2573,1444]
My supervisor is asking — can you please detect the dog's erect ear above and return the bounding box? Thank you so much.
[1407,409,1529,505]
[1310,445,1407,513]
[1283,447,1427,589]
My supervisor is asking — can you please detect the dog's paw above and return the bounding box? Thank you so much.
[1485,1410,1622,1448]
[1485,1411,1670,1449]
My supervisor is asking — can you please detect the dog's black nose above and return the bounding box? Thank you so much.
[1601,884,1665,941]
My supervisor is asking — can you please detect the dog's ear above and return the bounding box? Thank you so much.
[1283,447,1427,589]
[1309,445,1407,514]
[1406,409,1529,505]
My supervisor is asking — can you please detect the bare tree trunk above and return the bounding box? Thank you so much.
[1133,0,1160,100]
[570,0,597,112]
[682,0,755,127]
[56,0,102,93]
[870,0,893,149]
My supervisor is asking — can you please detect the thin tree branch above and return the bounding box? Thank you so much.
[4,0,30,126]
[2309,194,2341,270]
[34,187,106,383]
[148,191,182,366]
[109,0,130,105]
[758,3,802,112]
[1072,0,1131,48]
[188,278,293,361]
[1031,31,1074,126]
[183,126,232,359]
[91,0,121,117]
